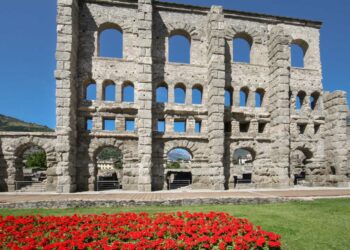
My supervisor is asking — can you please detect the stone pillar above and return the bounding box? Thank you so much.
[136,0,153,191]
[55,0,79,192]
[266,26,291,187]
[206,6,225,190]
[324,91,349,185]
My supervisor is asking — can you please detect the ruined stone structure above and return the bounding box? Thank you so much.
[0,0,349,193]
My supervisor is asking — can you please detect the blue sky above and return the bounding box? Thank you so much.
[0,0,349,129]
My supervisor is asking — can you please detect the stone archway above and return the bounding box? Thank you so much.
[95,146,123,191]
[165,147,193,190]
[13,144,49,192]
[291,147,313,185]
[231,147,256,188]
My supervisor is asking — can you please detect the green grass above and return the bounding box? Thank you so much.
[1,198,349,250]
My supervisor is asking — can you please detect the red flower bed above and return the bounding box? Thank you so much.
[0,212,281,250]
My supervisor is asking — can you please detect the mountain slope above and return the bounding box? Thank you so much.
[0,114,54,132]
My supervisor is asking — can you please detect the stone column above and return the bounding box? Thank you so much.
[55,0,79,192]
[324,91,349,185]
[266,26,291,187]
[206,6,226,190]
[136,0,153,191]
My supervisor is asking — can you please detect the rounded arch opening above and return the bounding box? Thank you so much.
[84,80,96,101]
[166,147,193,190]
[102,80,116,101]
[174,83,186,104]
[310,91,320,110]
[156,82,168,103]
[255,88,265,108]
[95,146,123,190]
[232,147,255,188]
[168,30,191,64]
[14,144,48,191]
[291,147,313,185]
[122,81,134,103]
[240,87,249,107]
[98,23,123,58]
[296,91,306,110]
[192,84,203,105]
[224,87,233,107]
[290,39,308,68]
[233,33,253,63]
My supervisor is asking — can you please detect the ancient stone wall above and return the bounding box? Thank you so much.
[0,0,348,192]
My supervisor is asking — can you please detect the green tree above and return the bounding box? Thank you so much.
[25,152,47,169]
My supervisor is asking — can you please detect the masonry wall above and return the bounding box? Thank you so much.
[0,0,349,193]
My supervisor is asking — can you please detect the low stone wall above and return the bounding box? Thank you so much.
[0,197,287,209]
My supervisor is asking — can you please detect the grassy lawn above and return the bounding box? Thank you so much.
[1,198,349,249]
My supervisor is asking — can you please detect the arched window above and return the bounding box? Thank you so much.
[122,82,134,103]
[291,40,308,68]
[174,83,186,104]
[224,88,233,107]
[103,80,116,101]
[233,34,252,63]
[255,88,265,108]
[233,148,255,165]
[192,85,203,105]
[99,25,123,58]
[169,33,190,64]
[240,88,249,107]
[85,82,96,101]
[296,91,306,110]
[167,148,192,167]
[156,83,168,103]
[310,92,320,110]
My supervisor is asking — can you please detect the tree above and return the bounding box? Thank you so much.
[25,152,47,169]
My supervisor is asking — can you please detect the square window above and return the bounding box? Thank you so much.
[86,118,93,131]
[157,120,165,133]
[103,118,115,131]
[224,122,232,133]
[174,120,186,133]
[239,122,250,133]
[125,119,135,132]
[258,123,266,133]
[298,124,307,134]
[195,121,201,133]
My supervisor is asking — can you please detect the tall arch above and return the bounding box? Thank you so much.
[84,80,96,101]
[240,87,249,107]
[102,80,116,101]
[168,30,191,64]
[156,82,168,103]
[174,83,186,104]
[224,87,233,107]
[290,39,309,68]
[98,23,123,58]
[296,91,306,110]
[232,33,253,63]
[122,81,134,103]
[255,88,265,107]
[310,91,320,110]
[192,84,203,105]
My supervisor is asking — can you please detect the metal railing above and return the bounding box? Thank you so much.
[15,181,45,191]
[96,181,120,191]
[169,180,191,190]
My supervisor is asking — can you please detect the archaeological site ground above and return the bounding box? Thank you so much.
[0,0,349,193]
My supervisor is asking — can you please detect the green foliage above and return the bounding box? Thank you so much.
[25,152,47,169]
[166,161,181,169]
[98,147,122,161]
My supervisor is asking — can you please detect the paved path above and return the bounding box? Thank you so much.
[0,187,349,208]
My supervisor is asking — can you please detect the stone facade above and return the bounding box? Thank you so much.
[0,0,349,192]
